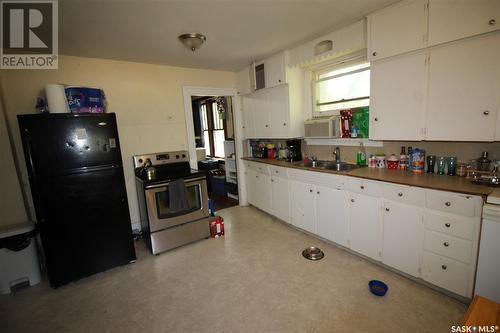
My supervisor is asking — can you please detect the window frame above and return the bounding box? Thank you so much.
[200,99,227,158]
[311,58,370,117]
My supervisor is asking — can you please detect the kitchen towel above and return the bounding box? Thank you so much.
[169,179,191,213]
[45,84,70,113]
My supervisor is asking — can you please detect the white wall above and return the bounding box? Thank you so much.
[0,55,236,228]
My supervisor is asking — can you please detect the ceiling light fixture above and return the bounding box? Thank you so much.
[178,33,207,52]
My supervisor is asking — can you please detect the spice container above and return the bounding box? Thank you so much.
[369,155,377,168]
[375,155,386,168]
[457,163,467,177]
[387,154,399,170]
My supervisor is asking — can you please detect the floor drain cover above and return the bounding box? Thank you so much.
[302,246,324,261]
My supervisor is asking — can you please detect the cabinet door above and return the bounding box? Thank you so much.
[316,185,349,247]
[428,0,500,46]
[268,85,290,138]
[264,52,286,88]
[236,66,252,95]
[252,91,271,138]
[370,53,427,140]
[382,201,423,277]
[368,0,428,61]
[271,176,290,223]
[349,193,383,261]
[426,34,500,141]
[290,180,316,233]
[255,173,272,213]
[241,97,255,138]
[246,169,257,206]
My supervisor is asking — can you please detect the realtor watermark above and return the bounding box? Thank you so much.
[451,325,499,332]
[1,0,58,69]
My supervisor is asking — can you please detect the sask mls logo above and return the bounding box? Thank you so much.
[1,0,58,69]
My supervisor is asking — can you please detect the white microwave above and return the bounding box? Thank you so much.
[304,116,341,138]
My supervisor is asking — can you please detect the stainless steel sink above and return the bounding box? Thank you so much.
[297,160,363,172]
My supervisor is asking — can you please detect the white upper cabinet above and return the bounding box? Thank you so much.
[252,90,271,138]
[264,52,286,89]
[426,33,500,141]
[367,0,428,61]
[236,66,252,95]
[370,52,427,140]
[428,0,500,46]
[241,96,255,138]
[268,85,290,138]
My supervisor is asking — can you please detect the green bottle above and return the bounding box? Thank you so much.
[356,142,367,166]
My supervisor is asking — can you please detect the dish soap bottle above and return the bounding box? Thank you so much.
[356,142,367,166]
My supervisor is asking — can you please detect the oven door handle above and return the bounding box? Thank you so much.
[144,176,206,190]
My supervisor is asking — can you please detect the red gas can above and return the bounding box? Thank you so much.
[209,216,225,238]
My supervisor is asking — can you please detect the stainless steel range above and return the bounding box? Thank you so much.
[134,151,210,254]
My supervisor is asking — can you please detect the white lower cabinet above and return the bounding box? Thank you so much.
[316,185,349,247]
[271,176,290,223]
[421,251,470,297]
[382,201,423,276]
[245,169,257,206]
[254,172,272,213]
[349,192,383,261]
[290,180,316,233]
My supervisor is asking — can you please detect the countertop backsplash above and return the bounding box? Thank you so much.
[303,141,500,165]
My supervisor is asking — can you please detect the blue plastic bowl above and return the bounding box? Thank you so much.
[368,280,388,296]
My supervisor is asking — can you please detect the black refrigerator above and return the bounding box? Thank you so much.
[17,113,136,288]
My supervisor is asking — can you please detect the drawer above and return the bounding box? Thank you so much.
[383,183,425,206]
[349,178,383,197]
[425,212,476,240]
[268,166,288,179]
[288,168,347,190]
[421,251,470,297]
[245,161,270,175]
[425,190,481,217]
[424,230,472,264]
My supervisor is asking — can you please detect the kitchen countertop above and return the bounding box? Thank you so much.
[242,157,495,197]
[487,188,500,204]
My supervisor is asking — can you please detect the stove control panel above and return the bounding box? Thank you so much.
[133,151,189,168]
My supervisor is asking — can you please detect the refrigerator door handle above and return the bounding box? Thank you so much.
[23,128,46,224]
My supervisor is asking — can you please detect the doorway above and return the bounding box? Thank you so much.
[189,94,239,211]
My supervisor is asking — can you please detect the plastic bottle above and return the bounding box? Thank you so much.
[356,142,367,166]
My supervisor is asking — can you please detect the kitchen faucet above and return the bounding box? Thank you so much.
[333,147,341,164]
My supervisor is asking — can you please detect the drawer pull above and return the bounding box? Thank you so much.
[443,242,449,247]
[441,264,447,270]
[360,185,365,190]
[351,199,355,203]
[271,179,274,182]
[489,19,496,26]
[398,192,403,197]
[385,207,390,212]
[310,189,313,193]
[317,191,320,194]
[445,202,451,207]
[445,223,451,228]
[275,170,278,173]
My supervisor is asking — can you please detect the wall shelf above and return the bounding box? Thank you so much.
[304,138,384,147]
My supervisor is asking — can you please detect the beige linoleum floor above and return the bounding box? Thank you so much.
[1,206,466,333]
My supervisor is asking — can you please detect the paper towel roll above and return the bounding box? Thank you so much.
[45,84,70,113]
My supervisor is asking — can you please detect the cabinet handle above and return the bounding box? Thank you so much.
[351,199,355,203]
[278,79,282,83]
[275,170,278,173]
[489,19,496,26]
[483,110,490,115]
[360,185,364,190]
[283,123,286,126]
[441,265,447,270]
[445,202,451,207]
[443,242,449,247]
[310,189,313,193]
[271,179,274,182]
[317,191,320,194]
[385,207,390,212]
[372,51,377,57]
[398,192,403,197]
[374,117,378,122]
[256,175,258,178]
[265,124,269,128]
[242,125,245,129]
[445,223,451,228]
